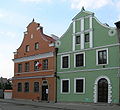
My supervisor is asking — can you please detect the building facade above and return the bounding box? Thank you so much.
[12,20,57,102]
[56,8,120,103]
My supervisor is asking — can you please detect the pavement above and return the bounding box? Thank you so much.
[0,98,120,110]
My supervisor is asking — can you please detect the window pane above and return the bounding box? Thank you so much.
[18,83,22,92]
[42,59,48,70]
[25,62,29,72]
[76,35,80,44]
[34,82,39,92]
[18,64,22,73]
[26,45,29,52]
[98,50,107,64]
[62,80,69,93]
[24,82,29,92]
[76,79,84,93]
[76,54,84,67]
[35,42,39,50]
[62,56,69,68]
[85,33,89,42]
[34,61,39,71]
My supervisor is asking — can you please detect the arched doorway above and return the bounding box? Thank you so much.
[41,80,48,101]
[98,78,108,102]
[93,76,112,103]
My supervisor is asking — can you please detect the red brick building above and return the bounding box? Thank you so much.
[12,20,57,102]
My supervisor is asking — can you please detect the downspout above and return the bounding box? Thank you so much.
[55,47,58,103]
[115,21,120,104]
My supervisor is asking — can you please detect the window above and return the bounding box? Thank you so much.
[34,61,39,71]
[25,62,29,72]
[18,64,22,73]
[74,78,85,93]
[17,83,22,92]
[24,82,29,92]
[42,59,48,70]
[61,55,69,69]
[85,33,89,43]
[35,42,39,50]
[76,35,80,44]
[34,82,39,92]
[97,49,108,65]
[75,53,84,67]
[61,79,70,93]
[25,45,29,52]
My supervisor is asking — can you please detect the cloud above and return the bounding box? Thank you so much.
[0,31,17,38]
[67,0,113,9]
[20,0,51,3]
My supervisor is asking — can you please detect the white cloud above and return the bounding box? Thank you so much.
[20,0,51,3]
[0,31,17,38]
[67,0,113,9]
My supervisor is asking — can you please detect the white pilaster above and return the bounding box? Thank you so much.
[73,20,75,51]
[89,16,93,48]
[81,18,84,49]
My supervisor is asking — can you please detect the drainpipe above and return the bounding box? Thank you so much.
[115,21,120,104]
[54,48,58,103]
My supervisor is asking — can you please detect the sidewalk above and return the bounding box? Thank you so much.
[0,99,119,110]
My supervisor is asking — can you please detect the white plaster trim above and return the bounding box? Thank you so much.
[58,67,120,74]
[93,76,112,103]
[61,54,70,69]
[15,69,54,75]
[12,75,55,80]
[73,21,75,51]
[73,29,93,35]
[96,48,108,65]
[89,16,93,29]
[90,31,93,48]
[61,79,70,94]
[74,78,85,94]
[57,43,120,56]
[74,52,85,67]
[13,52,53,63]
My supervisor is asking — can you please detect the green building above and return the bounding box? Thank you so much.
[56,7,120,104]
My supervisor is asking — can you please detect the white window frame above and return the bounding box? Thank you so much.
[96,48,108,65]
[61,54,70,69]
[74,52,85,68]
[74,78,85,94]
[61,79,70,94]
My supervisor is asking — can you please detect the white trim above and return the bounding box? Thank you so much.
[61,54,70,69]
[74,52,85,68]
[61,79,70,94]
[12,75,55,80]
[13,52,53,63]
[57,43,120,56]
[90,30,93,48]
[74,78,85,94]
[96,48,108,65]
[15,69,54,75]
[73,20,76,51]
[93,76,112,103]
[89,16,93,29]
[57,66,120,74]
[81,18,84,49]
[73,35,75,51]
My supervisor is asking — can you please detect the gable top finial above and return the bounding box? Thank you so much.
[81,6,85,11]
[32,18,35,22]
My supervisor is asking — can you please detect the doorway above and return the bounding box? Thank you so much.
[98,78,108,102]
[41,80,48,101]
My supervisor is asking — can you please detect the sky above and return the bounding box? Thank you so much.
[0,0,120,78]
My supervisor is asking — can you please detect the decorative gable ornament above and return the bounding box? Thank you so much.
[108,29,116,36]
[55,40,61,47]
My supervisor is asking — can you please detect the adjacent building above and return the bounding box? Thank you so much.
[12,20,57,102]
[56,7,120,103]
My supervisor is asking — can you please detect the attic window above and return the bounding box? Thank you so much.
[31,34,33,39]
[85,33,89,43]
[25,45,30,52]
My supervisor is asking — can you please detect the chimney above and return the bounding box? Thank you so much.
[115,21,120,43]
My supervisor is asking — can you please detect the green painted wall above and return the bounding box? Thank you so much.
[56,9,120,103]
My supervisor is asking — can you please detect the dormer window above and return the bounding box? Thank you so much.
[35,42,39,50]
[25,45,29,52]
